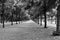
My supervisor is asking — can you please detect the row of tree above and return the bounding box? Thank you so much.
[0,0,31,28]
[24,0,57,28]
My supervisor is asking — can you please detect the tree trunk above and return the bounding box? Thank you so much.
[16,14,18,24]
[11,12,13,25]
[44,1,47,28]
[2,3,5,28]
[53,5,60,36]
[1,15,2,23]
[55,18,57,24]
[40,15,42,26]
[38,16,39,24]
[44,12,47,28]
[53,11,60,36]
[19,13,20,24]
[51,17,53,24]
[56,13,59,31]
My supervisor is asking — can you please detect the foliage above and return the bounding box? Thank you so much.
[0,0,57,22]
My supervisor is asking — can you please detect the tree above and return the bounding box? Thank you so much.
[14,5,21,24]
[0,0,7,28]
[41,0,57,28]
[53,0,60,36]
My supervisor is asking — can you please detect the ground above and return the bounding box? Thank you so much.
[0,20,60,40]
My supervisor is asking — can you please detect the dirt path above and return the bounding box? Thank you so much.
[0,20,59,40]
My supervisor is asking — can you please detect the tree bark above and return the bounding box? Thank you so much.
[44,1,47,28]
[44,12,47,28]
[53,5,60,36]
[16,14,18,24]
[56,13,59,31]
[2,3,5,28]
[11,11,13,25]
[40,15,42,26]
[19,13,20,24]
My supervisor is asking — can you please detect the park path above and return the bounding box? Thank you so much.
[0,20,59,40]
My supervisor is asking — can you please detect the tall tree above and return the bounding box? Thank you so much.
[0,0,7,28]
[53,0,60,36]
[42,0,57,28]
